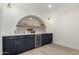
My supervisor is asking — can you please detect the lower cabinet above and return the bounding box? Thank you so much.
[26,35,35,50]
[3,33,52,55]
[17,36,27,54]
[3,36,19,55]
[17,35,35,54]
[41,33,52,46]
[3,35,35,55]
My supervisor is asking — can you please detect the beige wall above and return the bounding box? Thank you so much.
[0,7,2,55]
[54,6,79,50]
[0,7,2,35]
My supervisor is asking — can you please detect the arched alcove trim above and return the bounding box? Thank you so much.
[16,15,46,28]
[15,15,46,34]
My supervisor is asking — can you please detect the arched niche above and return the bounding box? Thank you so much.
[15,15,46,34]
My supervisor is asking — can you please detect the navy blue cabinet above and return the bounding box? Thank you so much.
[3,35,35,55]
[3,33,53,55]
[17,35,27,53]
[26,35,35,50]
[3,36,19,55]
[41,33,52,46]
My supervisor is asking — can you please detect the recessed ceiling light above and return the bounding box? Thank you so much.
[48,4,52,8]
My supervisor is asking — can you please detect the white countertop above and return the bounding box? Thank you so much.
[2,32,52,36]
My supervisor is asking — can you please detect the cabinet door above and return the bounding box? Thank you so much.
[17,36,27,53]
[18,35,35,53]
[3,36,19,55]
[26,35,35,50]
[41,33,52,46]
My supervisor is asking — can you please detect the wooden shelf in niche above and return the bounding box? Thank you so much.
[16,25,45,29]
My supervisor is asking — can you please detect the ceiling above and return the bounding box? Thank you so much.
[0,3,79,13]
[12,3,79,13]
